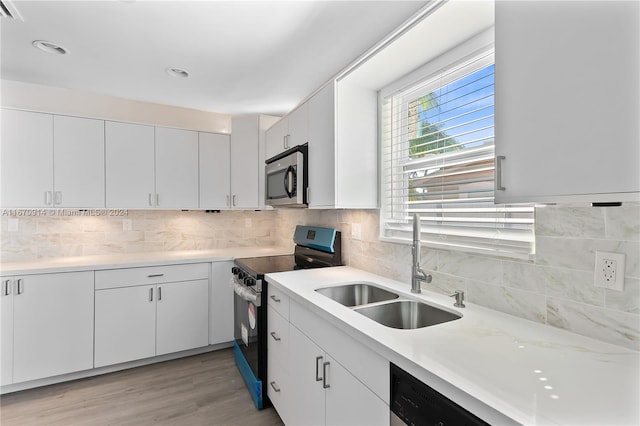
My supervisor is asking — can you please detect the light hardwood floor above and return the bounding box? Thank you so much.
[0,348,284,426]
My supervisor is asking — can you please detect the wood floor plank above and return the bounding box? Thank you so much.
[0,348,284,426]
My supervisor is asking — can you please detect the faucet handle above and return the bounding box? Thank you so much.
[449,290,465,308]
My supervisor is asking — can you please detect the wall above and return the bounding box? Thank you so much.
[0,210,276,260]
[275,204,640,351]
[1,204,638,350]
[1,80,231,133]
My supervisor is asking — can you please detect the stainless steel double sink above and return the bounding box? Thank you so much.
[315,282,461,329]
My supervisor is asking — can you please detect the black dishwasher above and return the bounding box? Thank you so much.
[390,363,489,426]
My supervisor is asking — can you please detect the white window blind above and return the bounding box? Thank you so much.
[380,50,535,259]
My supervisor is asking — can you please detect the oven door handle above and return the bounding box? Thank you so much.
[233,278,261,307]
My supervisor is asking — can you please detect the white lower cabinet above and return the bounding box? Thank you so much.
[209,261,234,345]
[0,272,94,385]
[94,263,209,368]
[267,287,389,426]
[94,284,157,367]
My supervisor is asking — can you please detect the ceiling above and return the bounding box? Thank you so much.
[1,0,428,116]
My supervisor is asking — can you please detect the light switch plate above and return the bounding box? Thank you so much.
[351,223,362,240]
[594,251,625,291]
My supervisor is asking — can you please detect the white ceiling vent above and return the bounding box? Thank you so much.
[0,0,23,21]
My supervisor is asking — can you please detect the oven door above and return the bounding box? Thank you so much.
[265,146,307,207]
[233,278,266,409]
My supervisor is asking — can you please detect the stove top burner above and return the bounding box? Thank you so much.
[234,254,296,278]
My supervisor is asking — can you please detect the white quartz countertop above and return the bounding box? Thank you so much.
[265,266,640,426]
[0,246,292,275]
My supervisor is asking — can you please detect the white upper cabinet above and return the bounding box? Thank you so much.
[265,103,307,160]
[53,115,105,208]
[495,1,640,204]
[287,102,309,149]
[199,132,231,209]
[1,110,105,208]
[231,115,279,209]
[155,127,199,209]
[265,117,289,160]
[106,123,199,209]
[1,109,53,208]
[105,121,155,208]
[307,82,377,209]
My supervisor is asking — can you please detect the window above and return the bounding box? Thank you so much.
[380,49,535,259]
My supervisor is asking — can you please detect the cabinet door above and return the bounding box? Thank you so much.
[307,83,336,208]
[94,284,156,367]
[324,353,389,426]
[287,102,309,148]
[156,279,209,356]
[155,127,199,209]
[230,116,260,209]
[209,261,234,345]
[12,272,94,383]
[495,1,640,203]
[0,277,13,386]
[105,121,155,208]
[53,115,105,208]
[265,117,288,160]
[199,132,231,209]
[288,325,325,426]
[0,109,53,207]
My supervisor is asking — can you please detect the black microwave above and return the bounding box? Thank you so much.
[265,144,308,208]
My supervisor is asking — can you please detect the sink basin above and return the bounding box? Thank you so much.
[354,300,461,329]
[315,283,399,307]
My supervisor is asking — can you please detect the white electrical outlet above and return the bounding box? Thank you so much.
[594,251,625,291]
[123,219,132,231]
[351,223,362,240]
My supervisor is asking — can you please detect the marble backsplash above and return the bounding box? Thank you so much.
[274,204,640,351]
[0,209,278,260]
[1,204,639,350]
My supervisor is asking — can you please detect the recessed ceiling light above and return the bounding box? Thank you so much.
[165,67,190,78]
[32,40,68,55]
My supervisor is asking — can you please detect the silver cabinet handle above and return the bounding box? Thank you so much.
[148,193,153,207]
[315,356,323,382]
[156,193,160,207]
[269,381,281,393]
[270,331,281,342]
[149,287,154,302]
[45,191,52,206]
[270,295,280,303]
[322,361,330,389]
[54,191,62,205]
[16,279,23,295]
[3,279,11,296]
[283,134,289,149]
[158,286,162,301]
[306,187,310,204]
[495,155,506,191]
[232,194,237,206]
[147,273,164,278]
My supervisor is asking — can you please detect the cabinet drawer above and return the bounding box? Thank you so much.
[267,356,290,424]
[267,284,290,319]
[95,263,209,290]
[267,306,289,368]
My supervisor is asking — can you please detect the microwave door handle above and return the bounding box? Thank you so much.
[284,165,295,198]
